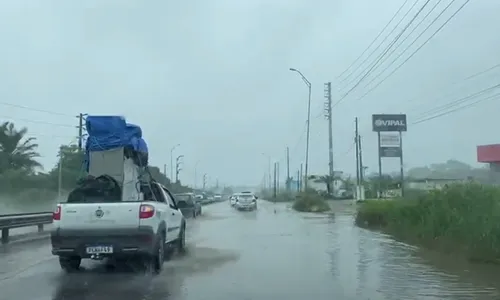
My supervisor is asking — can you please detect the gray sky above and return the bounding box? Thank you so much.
[0,0,498,186]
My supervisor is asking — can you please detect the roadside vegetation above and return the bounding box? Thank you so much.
[292,190,330,213]
[273,191,295,202]
[0,121,193,205]
[356,182,500,263]
[259,189,330,213]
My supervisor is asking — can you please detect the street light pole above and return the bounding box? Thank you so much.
[58,147,63,199]
[289,67,312,190]
[194,160,200,189]
[170,144,180,181]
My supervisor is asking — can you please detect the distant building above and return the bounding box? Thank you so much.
[406,178,463,191]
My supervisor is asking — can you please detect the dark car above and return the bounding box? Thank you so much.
[174,193,202,218]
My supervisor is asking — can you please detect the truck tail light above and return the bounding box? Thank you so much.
[139,204,155,219]
[53,205,61,221]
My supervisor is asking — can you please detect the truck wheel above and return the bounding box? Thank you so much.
[177,224,186,254]
[59,256,81,272]
[151,235,165,274]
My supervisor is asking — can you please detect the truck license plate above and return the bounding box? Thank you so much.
[86,246,113,254]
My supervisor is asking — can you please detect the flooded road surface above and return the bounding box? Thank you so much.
[1,201,500,300]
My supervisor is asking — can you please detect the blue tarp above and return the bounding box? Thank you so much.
[85,116,148,153]
[84,115,149,171]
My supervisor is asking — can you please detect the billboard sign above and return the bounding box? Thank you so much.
[372,114,407,132]
[380,146,401,158]
[380,133,401,147]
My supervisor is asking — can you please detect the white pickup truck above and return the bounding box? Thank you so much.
[51,181,186,274]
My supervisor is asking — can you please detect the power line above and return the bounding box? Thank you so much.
[335,0,433,107]
[463,63,500,81]
[361,0,456,90]
[414,83,500,119]
[26,133,78,139]
[412,91,500,125]
[336,0,411,81]
[0,115,75,128]
[0,101,74,117]
[341,0,420,89]
[404,62,500,114]
[338,0,420,86]
[339,141,356,157]
[350,0,471,104]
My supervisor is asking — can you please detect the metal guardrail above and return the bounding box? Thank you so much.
[0,201,226,244]
[0,212,53,244]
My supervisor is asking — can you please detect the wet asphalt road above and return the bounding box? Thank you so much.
[1,200,500,300]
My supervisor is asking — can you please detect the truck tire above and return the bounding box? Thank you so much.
[59,256,81,272]
[177,224,186,254]
[151,235,165,274]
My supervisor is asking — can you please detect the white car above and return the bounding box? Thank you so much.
[51,182,186,274]
[234,192,258,211]
[229,194,238,206]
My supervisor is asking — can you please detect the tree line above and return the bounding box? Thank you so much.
[0,121,192,202]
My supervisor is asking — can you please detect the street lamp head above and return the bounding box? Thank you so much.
[289,68,297,72]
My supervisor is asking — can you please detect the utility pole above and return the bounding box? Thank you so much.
[267,156,271,191]
[324,82,334,195]
[359,134,365,201]
[273,162,277,198]
[203,173,207,191]
[355,118,360,185]
[300,163,303,192]
[77,113,85,150]
[175,155,184,183]
[216,178,219,189]
[163,164,167,178]
[296,169,300,192]
[286,147,290,192]
[359,135,364,184]
[277,162,280,193]
[355,117,360,200]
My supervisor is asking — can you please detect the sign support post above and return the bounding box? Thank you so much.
[399,131,405,197]
[377,131,382,198]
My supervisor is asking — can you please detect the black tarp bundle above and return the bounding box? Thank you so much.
[67,175,122,203]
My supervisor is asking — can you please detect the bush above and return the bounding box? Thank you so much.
[273,192,295,202]
[355,183,500,263]
[292,191,330,213]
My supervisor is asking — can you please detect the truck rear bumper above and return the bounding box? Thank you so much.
[51,226,157,258]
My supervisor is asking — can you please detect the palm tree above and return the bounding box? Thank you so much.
[311,174,342,195]
[0,122,42,173]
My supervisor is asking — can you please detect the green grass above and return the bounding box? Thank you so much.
[355,183,500,263]
[292,191,330,213]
